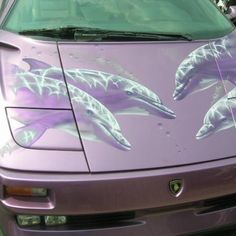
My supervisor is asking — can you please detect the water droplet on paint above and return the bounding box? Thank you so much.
[166,131,171,137]
[37,52,42,56]
[157,123,163,129]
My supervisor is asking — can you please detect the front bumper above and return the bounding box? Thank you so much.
[0,157,236,235]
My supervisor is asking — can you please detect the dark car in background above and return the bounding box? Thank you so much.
[0,0,236,235]
[213,0,229,12]
[213,0,236,23]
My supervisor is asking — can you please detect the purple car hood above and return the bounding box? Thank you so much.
[1,30,236,173]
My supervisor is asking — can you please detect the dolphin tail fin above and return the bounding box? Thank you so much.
[13,122,47,147]
[23,58,51,71]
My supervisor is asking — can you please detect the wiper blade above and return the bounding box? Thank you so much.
[72,27,192,41]
[18,26,80,38]
[18,26,114,36]
[18,26,193,41]
[75,31,193,41]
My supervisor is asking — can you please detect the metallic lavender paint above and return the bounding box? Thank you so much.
[0,28,235,172]
[0,2,236,235]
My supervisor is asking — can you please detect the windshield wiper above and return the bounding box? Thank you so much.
[18,26,193,41]
[18,26,79,39]
[74,29,192,41]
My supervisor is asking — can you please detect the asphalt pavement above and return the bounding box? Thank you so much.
[188,226,236,236]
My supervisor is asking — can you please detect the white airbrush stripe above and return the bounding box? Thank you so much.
[33,67,163,104]
[17,71,67,97]
[67,83,119,129]
[176,38,231,83]
[14,71,130,149]
[69,69,163,103]
[176,44,214,83]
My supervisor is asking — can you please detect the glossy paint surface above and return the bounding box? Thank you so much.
[1,157,236,235]
[59,37,236,172]
[0,30,88,172]
[0,1,236,236]
[0,29,236,172]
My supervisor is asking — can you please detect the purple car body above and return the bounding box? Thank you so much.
[0,0,236,235]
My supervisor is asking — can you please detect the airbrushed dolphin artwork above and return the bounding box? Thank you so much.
[10,67,132,151]
[23,58,176,119]
[1,1,236,236]
[196,88,236,140]
[8,59,175,151]
[174,30,236,139]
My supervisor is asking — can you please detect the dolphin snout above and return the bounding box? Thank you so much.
[119,136,131,151]
[112,129,131,151]
[99,121,131,151]
[196,123,215,140]
[155,102,176,119]
[137,94,176,119]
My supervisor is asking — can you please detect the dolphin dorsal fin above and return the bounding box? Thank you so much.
[23,58,51,71]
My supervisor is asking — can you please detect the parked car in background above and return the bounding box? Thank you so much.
[0,0,236,235]
[229,0,236,6]
[213,0,236,23]
[227,0,236,24]
[213,0,230,13]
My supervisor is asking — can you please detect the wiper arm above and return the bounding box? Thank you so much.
[18,26,116,37]
[75,31,193,41]
[18,26,193,41]
[18,26,81,38]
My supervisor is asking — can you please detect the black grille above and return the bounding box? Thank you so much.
[196,193,236,215]
[67,211,136,229]
[17,211,140,230]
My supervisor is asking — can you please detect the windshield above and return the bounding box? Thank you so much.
[3,0,234,40]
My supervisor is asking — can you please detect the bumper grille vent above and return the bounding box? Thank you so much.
[17,211,140,230]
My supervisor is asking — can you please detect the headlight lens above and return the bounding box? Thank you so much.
[17,215,41,226]
[17,215,67,227]
[44,216,67,226]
